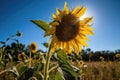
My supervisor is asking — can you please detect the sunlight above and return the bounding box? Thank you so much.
[79,8,93,20]
[79,13,88,20]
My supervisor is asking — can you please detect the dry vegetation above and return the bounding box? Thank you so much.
[79,61,120,80]
[0,61,120,80]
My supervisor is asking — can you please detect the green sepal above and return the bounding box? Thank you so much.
[30,20,50,31]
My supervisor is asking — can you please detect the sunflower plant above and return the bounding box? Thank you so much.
[31,2,93,80]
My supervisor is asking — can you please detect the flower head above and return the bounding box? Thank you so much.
[99,56,104,61]
[115,53,120,58]
[18,52,26,61]
[45,2,94,54]
[16,31,22,37]
[79,60,84,66]
[29,42,38,53]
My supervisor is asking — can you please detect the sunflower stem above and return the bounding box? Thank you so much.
[28,51,32,68]
[48,65,58,73]
[44,47,52,80]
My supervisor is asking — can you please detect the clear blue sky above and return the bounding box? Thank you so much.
[0,0,120,51]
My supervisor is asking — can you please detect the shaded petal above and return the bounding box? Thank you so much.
[81,17,93,24]
[71,5,81,14]
[76,35,88,47]
[79,39,88,47]
[50,22,59,27]
[51,35,58,52]
[52,13,59,22]
[70,40,79,54]
[63,2,69,14]
[81,30,94,35]
[77,33,90,41]
[52,13,57,19]
[76,6,86,17]
[56,8,62,15]
[45,27,56,36]
[82,35,90,41]
[66,42,72,53]
[56,41,61,50]
[56,8,63,22]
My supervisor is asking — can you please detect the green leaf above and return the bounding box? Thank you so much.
[56,50,78,80]
[49,68,64,80]
[13,39,19,43]
[0,61,5,67]
[55,71,64,80]
[34,63,44,71]
[56,50,68,63]
[18,67,35,80]
[59,63,78,80]
[19,66,28,75]
[30,20,50,31]
[0,41,5,45]
[43,42,49,48]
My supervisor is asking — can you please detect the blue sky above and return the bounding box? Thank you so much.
[0,0,120,51]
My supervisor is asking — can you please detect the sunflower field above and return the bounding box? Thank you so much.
[0,2,120,80]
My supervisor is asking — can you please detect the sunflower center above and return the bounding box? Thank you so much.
[56,14,80,42]
[21,54,24,58]
[30,44,36,50]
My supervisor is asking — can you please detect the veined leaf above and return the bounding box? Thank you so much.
[18,67,35,80]
[59,63,78,80]
[30,20,50,31]
[49,68,65,80]
[55,70,65,80]
[56,50,68,63]
[56,50,78,80]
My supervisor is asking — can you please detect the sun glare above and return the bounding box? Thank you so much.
[79,13,87,20]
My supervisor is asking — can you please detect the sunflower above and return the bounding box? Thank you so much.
[115,54,120,58]
[16,31,22,37]
[79,60,84,66]
[18,52,26,61]
[99,56,104,61]
[29,42,38,53]
[45,2,94,54]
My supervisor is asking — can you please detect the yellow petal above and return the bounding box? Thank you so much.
[74,38,82,49]
[76,35,88,47]
[52,14,60,22]
[63,42,72,54]
[76,6,86,17]
[80,39,88,47]
[87,27,94,32]
[63,2,69,14]
[56,41,61,50]
[83,36,90,41]
[56,8,63,22]
[71,40,79,54]
[56,8,62,15]
[63,42,66,49]
[71,5,81,14]
[52,13,57,19]
[74,40,81,55]
[78,33,90,41]
[51,35,58,48]
[81,30,93,35]
[61,42,64,49]
[82,17,93,24]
